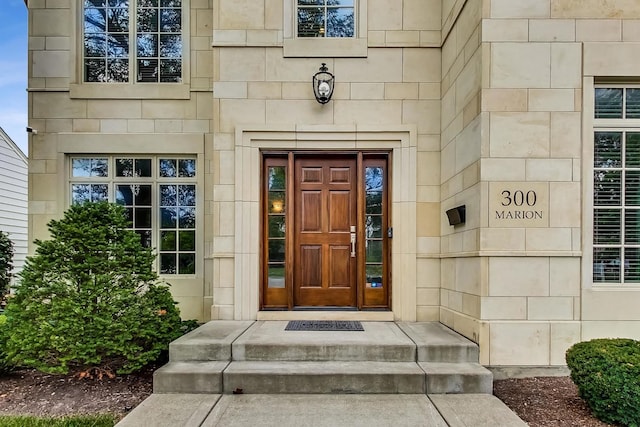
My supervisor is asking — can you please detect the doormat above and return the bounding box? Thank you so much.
[285,320,364,331]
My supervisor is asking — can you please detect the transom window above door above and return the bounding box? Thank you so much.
[83,0,183,83]
[297,0,355,38]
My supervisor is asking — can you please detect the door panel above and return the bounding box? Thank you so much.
[301,191,321,231]
[294,156,357,307]
[300,245,322,287]
[329,246,351,287]
[329,191,351,232]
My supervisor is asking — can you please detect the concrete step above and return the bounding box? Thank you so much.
[398,322,480,363]
[420,362,493,394]
[169,321,254,361]
[155,321,492,395]
[232,321,416,362]
[223,361,426,394]
[153,361,229,394]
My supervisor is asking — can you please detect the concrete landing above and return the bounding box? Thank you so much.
[232,321,416,361]
[117,393,527,427]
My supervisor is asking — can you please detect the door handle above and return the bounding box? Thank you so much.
[350,225,356,257]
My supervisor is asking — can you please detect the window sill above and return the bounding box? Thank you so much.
[69,83,191,100]
[283,38,367,58]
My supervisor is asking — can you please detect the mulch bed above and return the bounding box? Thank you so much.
[0,368,152,420]
[493,377,614,427]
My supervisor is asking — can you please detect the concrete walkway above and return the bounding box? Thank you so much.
[116,393,527,426]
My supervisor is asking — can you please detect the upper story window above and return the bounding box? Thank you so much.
[83,0,182,83]
[297,0,355,38]
[593,87,640,284]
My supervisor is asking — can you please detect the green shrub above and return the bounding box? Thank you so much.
[0,230,13,301]
[3,202,184,375]
[0,314,12,374]
[566,338,640,427]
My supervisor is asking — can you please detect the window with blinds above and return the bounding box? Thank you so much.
[594,87,640,283]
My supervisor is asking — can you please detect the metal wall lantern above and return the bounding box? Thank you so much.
[313,63,335,104]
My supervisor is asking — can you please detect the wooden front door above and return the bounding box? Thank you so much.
[261,152,390,310]
[294,156,357,307]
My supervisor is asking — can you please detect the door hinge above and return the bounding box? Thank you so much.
[387,227,393,238]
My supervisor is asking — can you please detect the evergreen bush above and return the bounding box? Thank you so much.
[566,338,640,427]
[0,230,13,301]
[3,202,184,375]
[0,314,11,374]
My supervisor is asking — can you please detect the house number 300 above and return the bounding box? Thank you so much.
[501,190,537,207]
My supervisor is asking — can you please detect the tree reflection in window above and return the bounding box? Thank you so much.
[84,0,130,82]
[83,0,182,83]
[159,182,196,274]
[137,0,182,82]
[298,0,354,38]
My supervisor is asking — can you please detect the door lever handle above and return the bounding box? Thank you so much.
[350,233,356,257]
[350,225,356,258]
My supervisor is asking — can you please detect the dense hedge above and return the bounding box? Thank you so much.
[566,338,640,427]
[3,202,185,375]
[0,230,13,300]
[0,314,10,374]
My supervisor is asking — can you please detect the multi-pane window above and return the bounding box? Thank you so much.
[297,0,355,38]
[593,87,640,283]
[70,156,197,275]
[83,0,182,83]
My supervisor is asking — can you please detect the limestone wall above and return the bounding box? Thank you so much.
[27,0,214,321]
[475,0,640,366]
[438,0,484,342]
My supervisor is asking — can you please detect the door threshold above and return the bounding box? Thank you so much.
[256,310,394,322]
[293,306,358,311]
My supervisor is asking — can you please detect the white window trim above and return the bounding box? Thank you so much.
[588,82,640,288]
[283,0,367,58]
[69,0,191,99]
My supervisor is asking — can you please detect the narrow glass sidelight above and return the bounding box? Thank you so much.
[267,166,287,288]
[365,166,384,289]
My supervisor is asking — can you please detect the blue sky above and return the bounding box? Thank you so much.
[0,1,28,155]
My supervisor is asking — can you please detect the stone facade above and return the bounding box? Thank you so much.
[26,0,640,367]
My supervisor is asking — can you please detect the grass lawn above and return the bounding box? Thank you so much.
[0,414,116,427]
